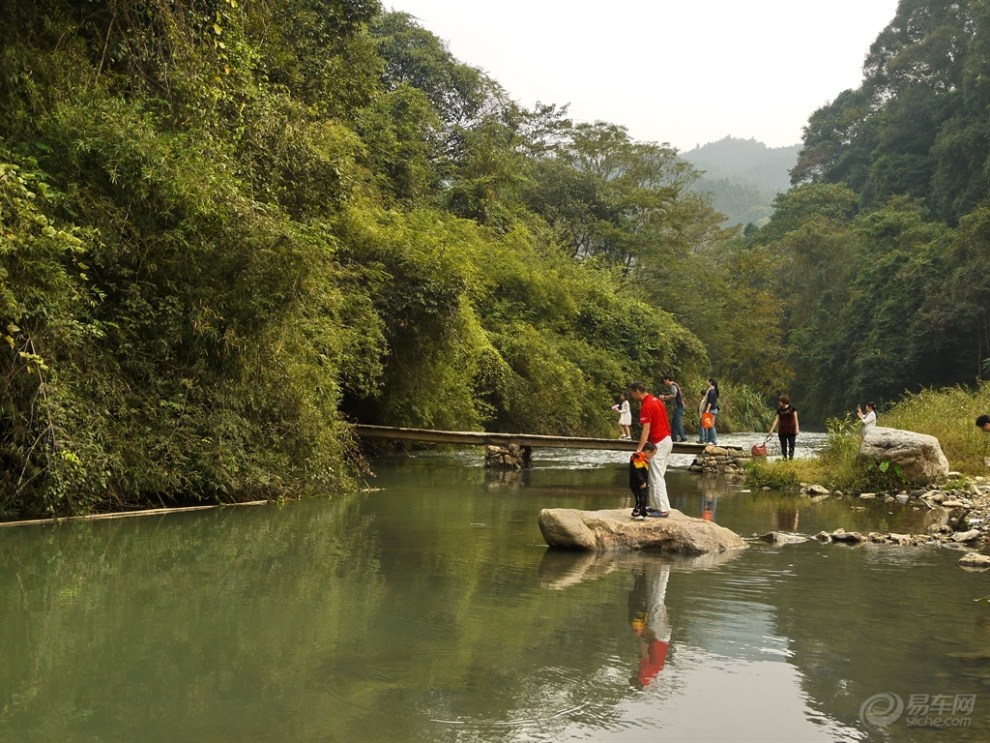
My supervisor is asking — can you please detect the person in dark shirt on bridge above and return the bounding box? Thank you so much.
[661,374,688,443]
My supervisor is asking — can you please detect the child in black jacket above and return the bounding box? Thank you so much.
[629,442,657,520]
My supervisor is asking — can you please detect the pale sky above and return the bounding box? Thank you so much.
[386,0,901,152]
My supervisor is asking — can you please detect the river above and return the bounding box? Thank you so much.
[2,437,989,742]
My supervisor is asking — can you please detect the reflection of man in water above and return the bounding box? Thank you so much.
[628,563,672,688]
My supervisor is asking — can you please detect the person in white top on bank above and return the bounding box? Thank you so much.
[857,401,877,433]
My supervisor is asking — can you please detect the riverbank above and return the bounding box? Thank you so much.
[0,500,270,528]
[773,479,990,556]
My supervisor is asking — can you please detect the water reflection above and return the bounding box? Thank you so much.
[772,504,800,532]
[627,563,671,688]
[537,550,863,742]
[700,492,718,523]
[538,548,743,591]
[2,453,989,742]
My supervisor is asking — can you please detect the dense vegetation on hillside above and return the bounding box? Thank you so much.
[0,0,753,518]
[742,0,990,419]
[3,0,987,517]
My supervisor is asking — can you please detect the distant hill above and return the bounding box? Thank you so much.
[681,137,800,227]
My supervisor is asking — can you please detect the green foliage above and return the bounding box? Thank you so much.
[523,121,719,268]
[744,460,809,490]
[0,151,99,516]
[335,206,708,437]
[0,1,387,517]
[752,182,985,420]
[0,1,797,518]
[883,382,990,473]
[714,381,778,433]
[808,415,929,494]
[793,0,988,224]
[812,415,873,493]
[690,176,776,228]
[764,2,990,423]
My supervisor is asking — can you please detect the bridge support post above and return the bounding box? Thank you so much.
[484,444,531,470]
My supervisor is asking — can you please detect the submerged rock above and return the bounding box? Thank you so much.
[759,531,808,545]
[538,508,747,555]
[830,528,866,543]
[958,552,990,569]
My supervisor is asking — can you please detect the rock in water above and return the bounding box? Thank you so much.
[951,529,983,543]
[759,531,808,545]
[958,552,990,568]
[537,508,747,555]
[859,427,950,485]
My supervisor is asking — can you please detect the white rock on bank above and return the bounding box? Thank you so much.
[859,426,950,485]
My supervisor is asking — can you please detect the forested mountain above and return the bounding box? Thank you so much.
[683,137,799,194]
[1,1,766,518]
[682,137,799,226]
[688,176,776,227]
[746,0,990,418]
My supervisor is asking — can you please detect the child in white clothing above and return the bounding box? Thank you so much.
[612,392,632,439]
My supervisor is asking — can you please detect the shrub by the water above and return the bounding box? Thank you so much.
[882,383,990,474]
[744,459,815,490]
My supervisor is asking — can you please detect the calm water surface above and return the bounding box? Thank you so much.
[2,438,990,742]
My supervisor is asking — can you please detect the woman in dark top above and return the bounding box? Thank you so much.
[768,394,800,460]
[701,378,719,445]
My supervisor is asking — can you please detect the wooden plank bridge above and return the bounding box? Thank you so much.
[353,424,714,456]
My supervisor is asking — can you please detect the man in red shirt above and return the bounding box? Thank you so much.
[629,381,672,517]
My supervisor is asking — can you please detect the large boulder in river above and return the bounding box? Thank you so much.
[538,508,747,555]
[858,426,949,485]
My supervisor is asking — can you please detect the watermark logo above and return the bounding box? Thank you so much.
[860,692,904,728]
[860,692,975,729]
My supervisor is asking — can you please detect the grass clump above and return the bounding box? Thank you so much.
[882,383,990,474]
[745,458,820,490]
[746,416,859,491]
[747,396,990,495]
[746,416,903,493]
